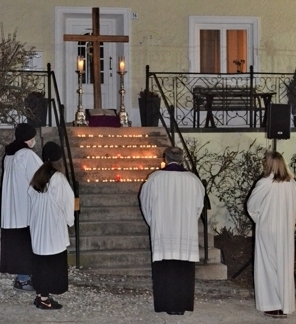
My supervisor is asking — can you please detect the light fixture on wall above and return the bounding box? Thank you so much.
[73,56,88,126]
[117,56,130,126]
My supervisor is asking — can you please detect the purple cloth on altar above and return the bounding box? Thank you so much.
[86,109,121,127]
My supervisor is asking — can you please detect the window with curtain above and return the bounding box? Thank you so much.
[189,17,259,73]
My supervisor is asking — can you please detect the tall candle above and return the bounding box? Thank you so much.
[77,56,84,72]
[118,57,125,73]
[161,162,166,169]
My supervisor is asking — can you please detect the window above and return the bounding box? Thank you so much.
[78,35,105,84]
[189,16,259,73]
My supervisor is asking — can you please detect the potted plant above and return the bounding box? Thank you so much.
[25,91,48,127]
[138,89,161,127]
[286,70,296,127]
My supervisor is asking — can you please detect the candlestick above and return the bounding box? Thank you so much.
[73,61,88,127]
[117,57,130,127]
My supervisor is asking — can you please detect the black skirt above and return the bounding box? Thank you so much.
[32,250,68,295]
[0,227,33,274]
[152,260,195,313]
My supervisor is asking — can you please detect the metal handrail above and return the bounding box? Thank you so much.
[146,65,211,264]
[144,66,295,129]
[4,64,81,268]
[46,64,80,269]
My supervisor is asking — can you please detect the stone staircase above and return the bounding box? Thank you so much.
[41,126,227,280]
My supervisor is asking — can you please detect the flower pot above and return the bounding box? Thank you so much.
[138,97,161,127]
[26,97,48,127]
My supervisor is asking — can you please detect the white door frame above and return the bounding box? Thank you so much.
[55,6,131,122]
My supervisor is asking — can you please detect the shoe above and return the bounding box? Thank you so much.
[167,311,185,315]
[264,310,287,318]
[36,298,63,310]
[33,296,41,306]
[13,278,35,292]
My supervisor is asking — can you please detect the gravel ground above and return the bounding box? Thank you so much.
[0,267,296,324]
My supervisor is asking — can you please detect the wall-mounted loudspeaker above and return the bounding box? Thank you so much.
[267,104,291,139]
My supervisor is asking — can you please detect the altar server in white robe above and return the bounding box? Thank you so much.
[247,151,296,319]
[28,141,74,310]
[0,123,42,291]
[140,146,205,315]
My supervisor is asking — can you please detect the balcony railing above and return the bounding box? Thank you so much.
[145,65,296,129]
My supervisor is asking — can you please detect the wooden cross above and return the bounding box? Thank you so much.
[64,8,129,113]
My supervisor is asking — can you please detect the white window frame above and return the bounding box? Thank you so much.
[189,16,259,73]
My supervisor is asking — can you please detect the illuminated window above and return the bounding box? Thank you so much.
[189,17,259,73]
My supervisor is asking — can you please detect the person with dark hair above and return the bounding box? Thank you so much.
[28,141,74,310]
[0,123,42,291]
[139,146,205,315]
[247,151,296,319]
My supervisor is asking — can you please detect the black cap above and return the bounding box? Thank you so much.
[15,123,36,142]
[42,141,62,162]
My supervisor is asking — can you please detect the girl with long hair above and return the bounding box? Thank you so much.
[28,141,74,310]
[247,151,296,319]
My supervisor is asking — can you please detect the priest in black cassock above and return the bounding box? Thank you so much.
[139,146,205,315]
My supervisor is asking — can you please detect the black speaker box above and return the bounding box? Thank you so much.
[267,104,291,139]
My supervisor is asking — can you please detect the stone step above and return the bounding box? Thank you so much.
[76,170,154,182]
[69,220,149,236]
[80,193,140,207]
[67,247,221,269]
[42,126,168,137]
[68,250,152,269]
[73,158,163,169]
[69,147,166,159]
[195,263,228,280]
[69,232,214,251]
[80,263,227,280]
[79,182,142,194]
[69,235,150,251]
[79,206,144,221]
[66,126,168,137]
[40,126,227,280]
[69,136,170,147]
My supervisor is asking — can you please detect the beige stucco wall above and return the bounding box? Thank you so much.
[1,0,296,117]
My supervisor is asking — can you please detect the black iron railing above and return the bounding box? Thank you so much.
[144,65,296,264]
[2,64,80,269]
[47,64,80,269]
[145,65,295,129]
[148,67,211,264]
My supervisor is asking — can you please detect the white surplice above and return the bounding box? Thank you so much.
[1,148,42,229]
[139,170,205,262]
[28,172,74,255]
[247,174,296,314]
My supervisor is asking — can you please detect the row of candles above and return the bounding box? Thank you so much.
[80,144,157,148]
[87,178,145,183]
[84,162,166,182]
[77,134,149,138]
[77,56,126,73]
[86,155,158,159]
[83,161,166,171]
[84,166,159,171]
